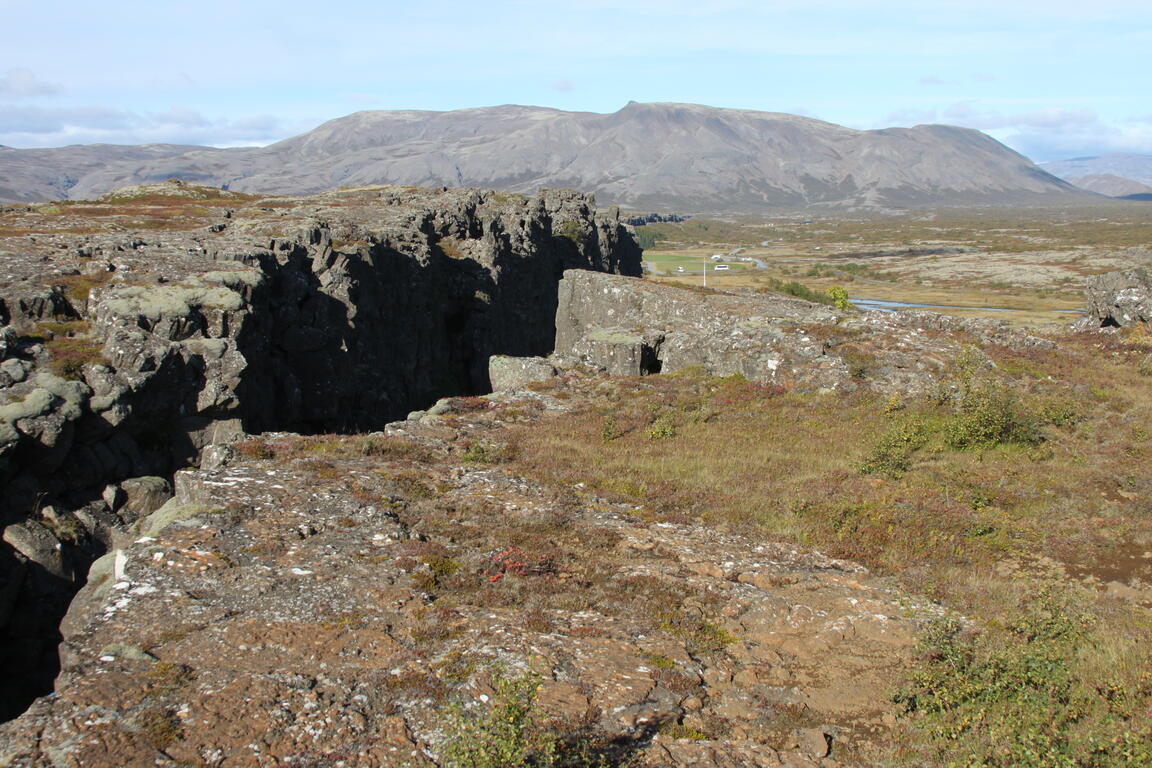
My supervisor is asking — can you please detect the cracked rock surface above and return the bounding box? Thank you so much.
[1,385,936,767]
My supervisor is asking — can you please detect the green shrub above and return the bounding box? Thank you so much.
[860,420,927,476]
[463,440,515,463]
[601,414,623,442]
[645,415,676,440]
[826,285,852,311]
[945,380,1041,450]
[895,587,1152,767]
[756,277,836,306]
[634,229,663,250]
[440,675,557,768]
[556,220,584,246]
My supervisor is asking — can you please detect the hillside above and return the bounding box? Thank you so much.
[0,103,1087,210]
[1066,173,1152,200]
[1041,153,1152,187]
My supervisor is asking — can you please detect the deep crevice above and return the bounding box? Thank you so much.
[0,201,642,722]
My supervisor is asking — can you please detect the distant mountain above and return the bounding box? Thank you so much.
[0,103,1088,210]
[1041,154,1152,187]
[1066,173,1152,199]
[0,144,210,204]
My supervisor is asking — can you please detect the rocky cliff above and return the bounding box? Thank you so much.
[551,270,1052,394]
[0,182,640,720]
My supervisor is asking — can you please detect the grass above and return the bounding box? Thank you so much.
[233,432,436,463]
[505,335,1152,766]
[893,581,1152,767]
[31,320,110,379]
[0,184,270,236]
[636,206,1152,329]
[43,271,117,305]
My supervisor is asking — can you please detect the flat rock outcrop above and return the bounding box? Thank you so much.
[0,389,934,767]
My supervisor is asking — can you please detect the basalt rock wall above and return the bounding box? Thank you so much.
[553,269,1054,393]
[0,184,640,720]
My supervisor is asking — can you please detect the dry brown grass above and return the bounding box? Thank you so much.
[505,339,1152,765]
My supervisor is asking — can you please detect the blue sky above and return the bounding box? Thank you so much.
[1,0,1149,162]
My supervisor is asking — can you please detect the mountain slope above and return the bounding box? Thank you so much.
[0,144,211,203]
[1041,153,1152,187]
[2,103,1086,210]
[1065,173,1152,199]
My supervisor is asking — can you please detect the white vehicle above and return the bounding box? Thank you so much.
[714,264,730,271]
[676,266,685,272]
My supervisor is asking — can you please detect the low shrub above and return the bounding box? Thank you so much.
[945,379,1041,449]
[859,420,928,476]
[895,585,1152,767]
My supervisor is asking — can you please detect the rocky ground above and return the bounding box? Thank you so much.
[0,383,938,767]
[1,183,1149,767]
[0,181,640,729]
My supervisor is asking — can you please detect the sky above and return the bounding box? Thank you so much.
[1,0,1149,163]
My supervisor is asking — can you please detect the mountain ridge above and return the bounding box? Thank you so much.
[1065,173,1152,199]
[1041,153,1152,187]
[0,102,1088,210]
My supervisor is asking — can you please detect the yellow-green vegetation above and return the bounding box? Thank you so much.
[556,220,586,245]
[894,581,1152,767]
[137,707,183,750]
[233,433,435,463]
[56,270,115,303]
[508,330,1152,766]
[753,276,845,306]
[636,206,1152,328]
[439,673,616,767]
[144,661,196,696]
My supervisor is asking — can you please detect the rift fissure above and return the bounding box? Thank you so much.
[0,184,641,720]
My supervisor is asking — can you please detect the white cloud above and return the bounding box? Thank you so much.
[0,105,139,134]
[882,101,1152,161]
[0,68,62,98]
[940,104,1100,131]
[0,104,294,148]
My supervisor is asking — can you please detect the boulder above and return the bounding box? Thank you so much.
[1081,268,1152,328]
[2,519,69,581]
[117,476,174,525]
[488,354,557,390]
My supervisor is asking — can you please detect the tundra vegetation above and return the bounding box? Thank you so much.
[509,324,1152,766]
[3,186,1151,766]
[639,205,1152,328]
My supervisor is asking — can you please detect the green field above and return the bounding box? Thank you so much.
[632,206,1152,328]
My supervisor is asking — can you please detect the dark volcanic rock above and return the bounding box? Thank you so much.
[0,182,640,721]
